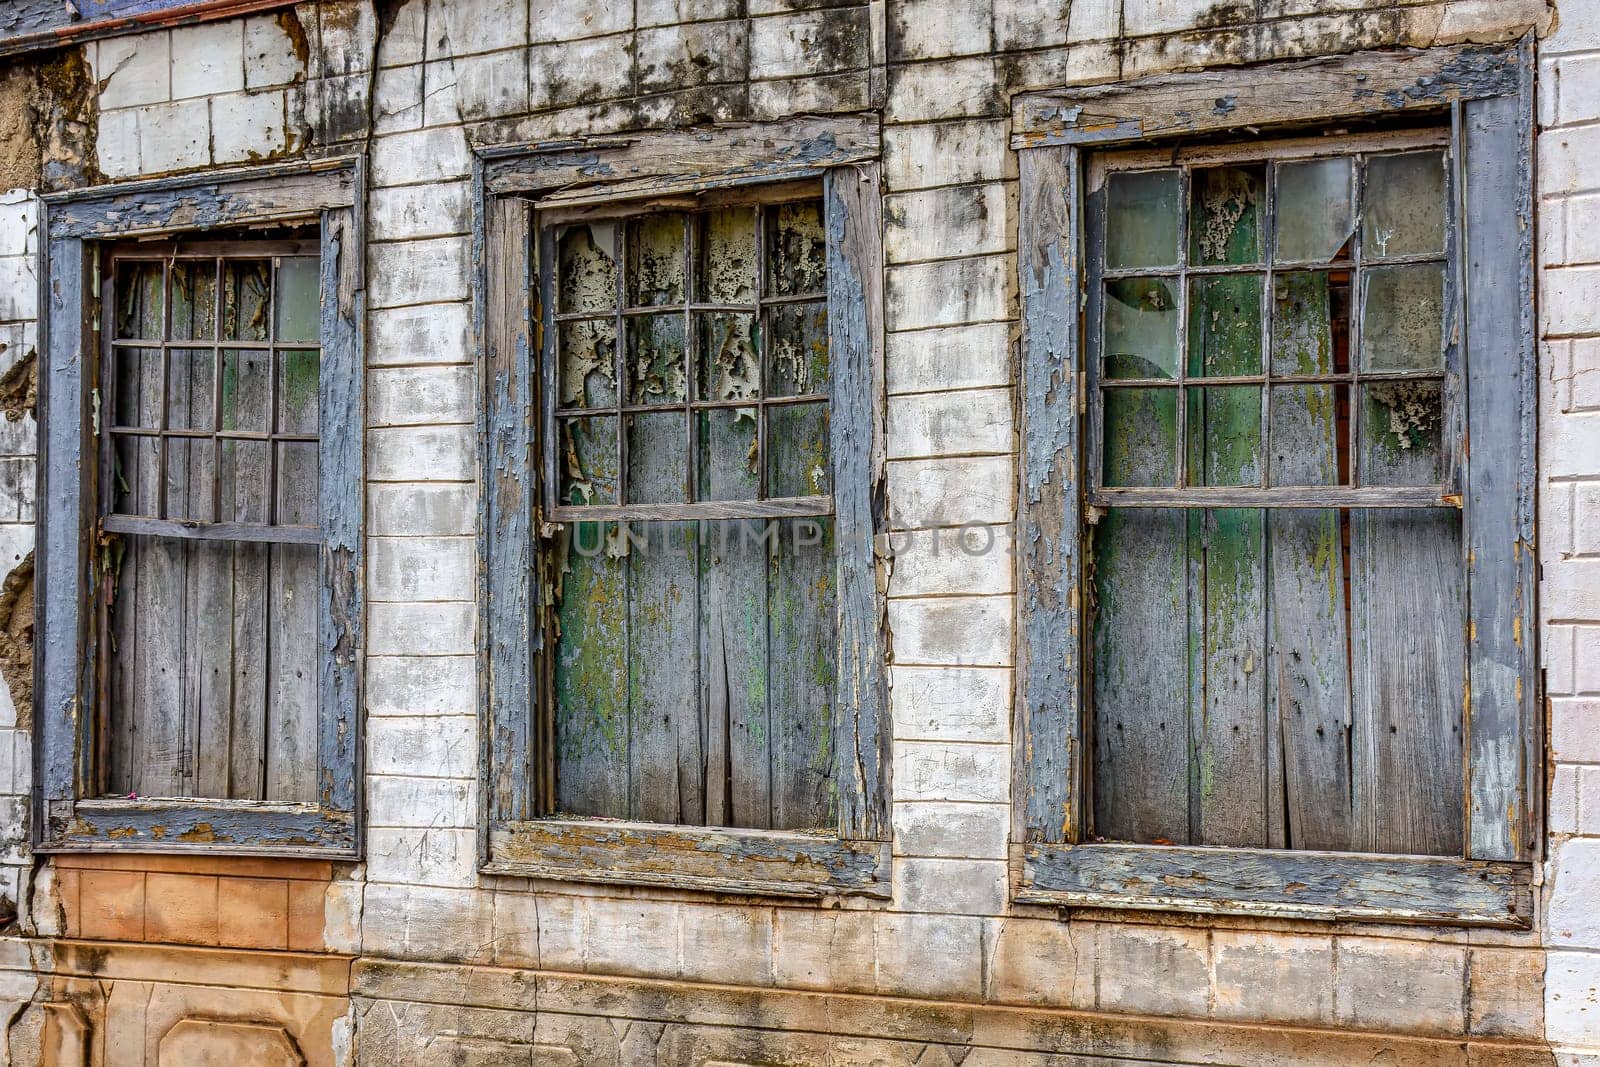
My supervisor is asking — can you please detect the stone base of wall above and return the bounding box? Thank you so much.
[0,938,1556,1066]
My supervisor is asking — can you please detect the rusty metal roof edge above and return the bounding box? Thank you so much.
[0,0,298,60]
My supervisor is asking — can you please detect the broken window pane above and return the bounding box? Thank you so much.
[1102,387,1178,487]
[1360,264,1444,372]
[766,200,827,297]
[626,410,689,503]
[115,261,164,340]
[1363,151,1447,259]
[169,261,216,341]
[112,347,163,429]
[222,260,272,342]
[558,223,618,315]
[768,301,829,397]
[628,214,686,307]
[698,207,757,304]
[1269,384,1342,486]
[627,314,687,405]
[275,440,319,524]
[274,256,320,344]
[166,348,215,432]
[1105,169,1181,269]
[219,439,271,522]
[220,349,272,433]
[1187,274,1263,377]
[1189,165,1264,266]
[696,407,759,501]
[1270,270,1349,376]
[558,319,618,408]
[1103,277,1179,380]
[1274,158,1354,263]
[559,415,619,506]
[277,350,321,435]
[1359,380,1445,485]
[1187,386,1261,487]
[767,402,831,498]
[696,311,760,404]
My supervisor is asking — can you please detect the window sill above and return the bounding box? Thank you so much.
[485,819,891,899]
[38,798,357,857]
[1017,842,1532,928]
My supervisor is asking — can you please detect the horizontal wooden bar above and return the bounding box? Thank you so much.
[553,294,827,322]
[1019,842,1532,927]
[103,514,322,544]
[107,239,320,258]
[1013,41,1520,147]
[550,495,835,523]
[1090,486,1457,509]
[487,820,890,898]
[484,115,879,197]
[41,798,356,856]
[1099,371,1442,388]
[553,394,828,418]
[1098,251,1444,279]
[47,161,357,238]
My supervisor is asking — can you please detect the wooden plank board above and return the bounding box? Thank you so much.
[1012,42,1521,147]
[553,526,630,817]
[1462,67,1538,861]
[48,165,356,239]
[1021,842,1531,926]
[1015,143,1084,845]
[767,516,835,832]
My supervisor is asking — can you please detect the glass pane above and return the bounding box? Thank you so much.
[1360,264,1444,372]
[696,311,760,403]
[557,319,618,408]
[277,349,320,435]
[698,206,757,304]
[1187,386,1261,487]
[275,256,320,344]
[163,437,215,522]
[220,349,272,432]
[1269,384,1342,486]
[115,261,165,340]
[1362,151,1447,259]
[1187,274,1262,377]
[558,223,618,315]
[1274,158,1354,263]
[1270,270,1350,377]
[626,410,688,504]
[169,261,216,341]
[165,347,215,431]
[766,200,827,297]
[1105,169,1181,269]
[627,214,686,307]
[219,439,271,522]
[767,402,830,497]
[112,347,163,428]
[627,314,687,405]
[222,260,272,342]
[1103,277,1179,380]
[558,415,618,506]
[1101,387,1177,487]
[768,301,829,397]
[696,407,759,501]
[1189,164,1264,266]
[1360,380,1445,485]
[275,440,319,525]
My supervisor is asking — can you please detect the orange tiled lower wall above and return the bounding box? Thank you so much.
[50,854,333,952]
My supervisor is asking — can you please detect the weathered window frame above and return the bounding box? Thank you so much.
[1013,41,1538,926]
[36,160,365,855]
[475,118,892,897]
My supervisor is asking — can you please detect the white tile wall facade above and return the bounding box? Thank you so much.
[0,0,1594,1061]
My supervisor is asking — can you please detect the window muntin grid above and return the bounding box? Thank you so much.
[102,238,322,542]
[1087,132,1455,507]
[543,190,832,521]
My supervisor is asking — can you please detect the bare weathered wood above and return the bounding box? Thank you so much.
[1020,842,1531,927]
[1461,42,1538,861]
[482,195,538,822]
[551,495,834,523]
[100,514,320,543]
[482,117,881,197]
[1013,42,1522,148]
[487,820,889,897]
[824,165,890,844]
[1015,144,1083,845]
[39,799,355,854]
[1091,485,1454,508]
[47,164,357,239]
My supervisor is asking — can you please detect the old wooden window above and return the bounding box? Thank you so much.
[1014,42,1537,924]
[478,119,891,896]
[37,163,362,854]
